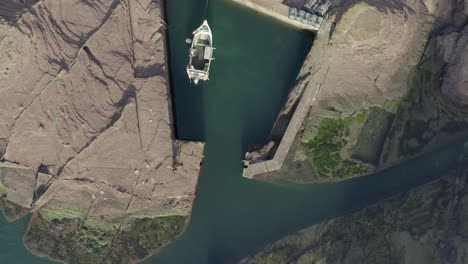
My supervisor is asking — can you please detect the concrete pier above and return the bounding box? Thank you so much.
[230,0,322,31]
[243,80,321,178]
[242,19,334,179]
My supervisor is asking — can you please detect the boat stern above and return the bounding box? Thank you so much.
[187,65,209,85]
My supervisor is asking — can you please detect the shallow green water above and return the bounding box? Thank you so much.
[0,0,467,263]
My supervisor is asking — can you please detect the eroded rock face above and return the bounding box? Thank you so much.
[0,0,204,262]
[439,26,468,107]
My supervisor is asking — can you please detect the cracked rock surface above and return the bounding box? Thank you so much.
[0,0,204,262]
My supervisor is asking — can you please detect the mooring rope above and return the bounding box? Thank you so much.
[202,0,210,19]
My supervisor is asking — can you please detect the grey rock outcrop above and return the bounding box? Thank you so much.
[439,26,468,107]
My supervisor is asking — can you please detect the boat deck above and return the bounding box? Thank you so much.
[192,45,208,70]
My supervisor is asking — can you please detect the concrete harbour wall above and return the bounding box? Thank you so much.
[230,0,321,31]
[242,18,334,179]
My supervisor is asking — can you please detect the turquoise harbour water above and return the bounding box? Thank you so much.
[0,0,467,263]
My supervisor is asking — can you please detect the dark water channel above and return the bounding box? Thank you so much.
[0,0,467,263]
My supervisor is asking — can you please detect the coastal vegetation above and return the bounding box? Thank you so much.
[25,211,187,264]
[265,106,394,183]
[301,111,370,178]
[41,208,86,222]
[242,165,468,264]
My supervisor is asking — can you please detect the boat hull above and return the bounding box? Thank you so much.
[187,20,214,84]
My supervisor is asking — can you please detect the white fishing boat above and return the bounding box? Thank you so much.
[186,20,215,85]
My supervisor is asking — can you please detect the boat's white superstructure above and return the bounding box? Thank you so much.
[186,20,215,84]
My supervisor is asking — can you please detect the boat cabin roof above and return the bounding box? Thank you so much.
[204,47,214,60]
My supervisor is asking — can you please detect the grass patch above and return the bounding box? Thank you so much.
[84,216,119,232]
[41,208,86,222]
[0,183,6,194]
[42,208,119,232]
[302,111,370,178]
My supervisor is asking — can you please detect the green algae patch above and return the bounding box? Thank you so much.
[302,110,370,178]
[25,211,188,264]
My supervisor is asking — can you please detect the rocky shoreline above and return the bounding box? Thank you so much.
[0,0,204,262]
[24,213,188,264]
